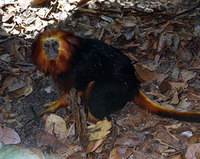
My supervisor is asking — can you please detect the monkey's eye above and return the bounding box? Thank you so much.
[43,42,49,49]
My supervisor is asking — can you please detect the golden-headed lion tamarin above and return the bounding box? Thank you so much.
[31,29,200,122]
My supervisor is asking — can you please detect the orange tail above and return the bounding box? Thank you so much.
[134,89,200,122]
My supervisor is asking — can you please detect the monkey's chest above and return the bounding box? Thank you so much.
[54,72,75,92]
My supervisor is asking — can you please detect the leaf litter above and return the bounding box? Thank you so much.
[0,0,200,159]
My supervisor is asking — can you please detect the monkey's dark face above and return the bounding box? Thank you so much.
[43,38,60,59]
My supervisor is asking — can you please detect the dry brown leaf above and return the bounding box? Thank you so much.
[86,135,107,153]
[146,91,166,100]
[190,60,200,69]
[1,76,26,93]
[185,143,200,159]
[67,151,87,159]
[109,148,118,159]
[111,146,133,159]
[139,39,150,50]
[170,154,182,159]
[180,70,196,82]
[15,76,33,97]
[114,136,142,147]
[116,19,136,27]
[45,114,68,142]
[168,81,187,105]
[117,113,145,128]
[35,130,66,152]
[154,131,179,145]
[156,144,169,154]
[157,33,167,52]
[135,64,168,83]
[170,89,179,105]
[187,93,200,101]
[168,81,187,91]
[187,134,200,145]
[87,119,112,141]
[165,123,182,129]
[60,144,83,158]
[0,126,21,145]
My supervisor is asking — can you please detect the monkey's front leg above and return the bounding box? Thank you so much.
[40,95,69,114]
[39,90,85,114]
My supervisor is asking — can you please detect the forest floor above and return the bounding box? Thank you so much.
[0,0,200,158]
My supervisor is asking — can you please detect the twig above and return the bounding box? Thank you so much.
[142,2,200,37]
[66,89,89,147]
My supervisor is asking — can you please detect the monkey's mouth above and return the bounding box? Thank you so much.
[46,52,58,59]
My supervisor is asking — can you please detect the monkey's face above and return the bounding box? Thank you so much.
[43,38,60,59]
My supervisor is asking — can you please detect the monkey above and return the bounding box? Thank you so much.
[31,29,200,122]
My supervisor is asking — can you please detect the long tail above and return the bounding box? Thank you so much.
[134,89,200,122]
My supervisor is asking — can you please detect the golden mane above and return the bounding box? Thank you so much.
[31,30,78,76]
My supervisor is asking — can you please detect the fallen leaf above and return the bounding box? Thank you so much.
[154,131,179,145]
[156,144,168,154]
[0,126,21,145]
[109,148,118,159]
[1,76,25,93]
[180,70,196,82]
[135,64,168,83]
[185,143,200,159]
[187,93,200,101]
[190,60,200,69]
[187,134,200,145]
[45,114,68,142]
[86,136,107,153]
[60,144,83,158]
[114,136,142,147]
[87,119,112,141]
[15,76,33,97]
[170,154,182,159]
[157,33,167,52]
[109,146,134,159]
[35,130,66,153]
[165,123,182,129]
[170,89,179,105]
[67,150,87,159]
[116,113,145,128]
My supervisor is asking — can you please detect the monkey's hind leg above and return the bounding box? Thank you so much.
[40,95,68,114]
[87,81,134,120]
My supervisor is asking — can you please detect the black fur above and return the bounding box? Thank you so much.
[57,37,139,119]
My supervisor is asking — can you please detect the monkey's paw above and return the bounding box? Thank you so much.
[40,96,68,114]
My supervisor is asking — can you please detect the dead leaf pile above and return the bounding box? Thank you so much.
[0,0,200,159]
[0,125,21,145]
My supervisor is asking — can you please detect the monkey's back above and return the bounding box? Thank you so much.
[70,37,140,119]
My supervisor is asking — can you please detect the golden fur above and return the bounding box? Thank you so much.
[31,30,78,76]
